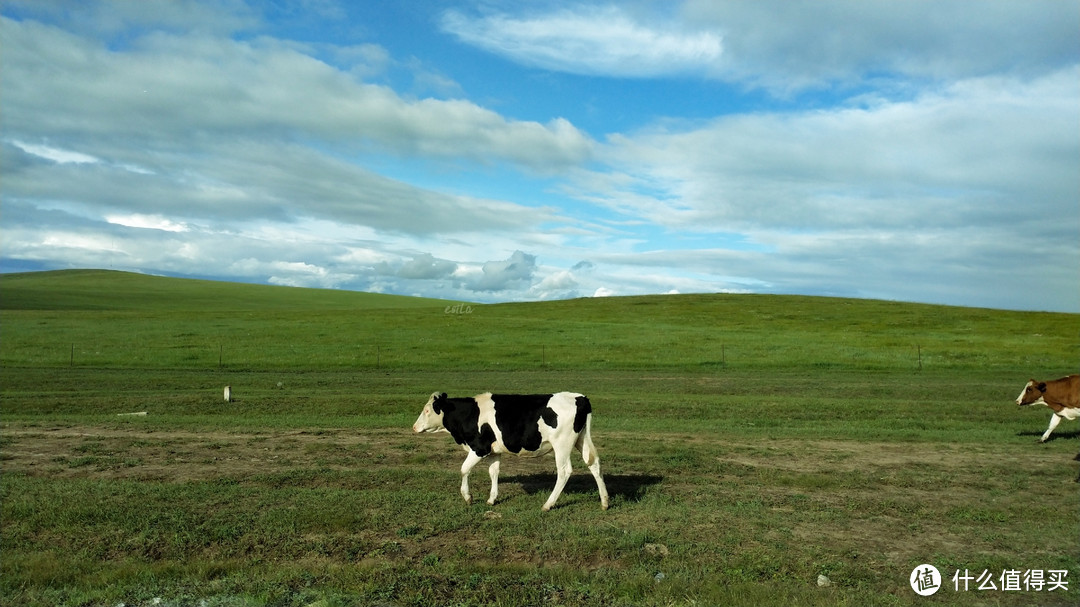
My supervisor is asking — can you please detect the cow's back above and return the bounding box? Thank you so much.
[488,393,557,454]
[477,392,590,455]
[1058,375,1080,408]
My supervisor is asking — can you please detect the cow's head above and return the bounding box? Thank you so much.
[1015,380,1047,406]
[413,392,448,433]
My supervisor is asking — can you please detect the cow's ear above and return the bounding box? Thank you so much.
[1038,382,1047,392]
[433,392,448,413]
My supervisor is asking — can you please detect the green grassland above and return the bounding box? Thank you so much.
[2,270,1079,606]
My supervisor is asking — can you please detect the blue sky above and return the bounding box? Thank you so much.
[2,1,1078,311]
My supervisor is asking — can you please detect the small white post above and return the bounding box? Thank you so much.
[224,385,232,402]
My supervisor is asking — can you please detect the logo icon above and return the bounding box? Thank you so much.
[910,564,942,596]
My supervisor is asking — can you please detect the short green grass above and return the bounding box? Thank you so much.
[2,270,1075,372]
[2,270,1078,606]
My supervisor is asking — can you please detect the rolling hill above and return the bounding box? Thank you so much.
[1,269,1077,372]
[0,269,456,311]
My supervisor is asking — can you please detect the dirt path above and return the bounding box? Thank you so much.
[1,422,1051,485]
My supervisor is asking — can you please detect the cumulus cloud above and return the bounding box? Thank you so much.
[528,269,579,300]
[380,253,458,280]
[466,250,537,292]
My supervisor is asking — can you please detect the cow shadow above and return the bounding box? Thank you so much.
[503,473,663,504]
[1015,429,1080,442]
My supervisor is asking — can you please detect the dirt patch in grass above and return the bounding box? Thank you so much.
[0,425,424,483]
[3,423,1072,492]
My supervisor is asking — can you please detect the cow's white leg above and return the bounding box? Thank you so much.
[577,420,609,510]
[586,456,609,510]
[460,450,484,504]
[542,449,573,512]
[1041,414,1063,442]
[486,456,501,505]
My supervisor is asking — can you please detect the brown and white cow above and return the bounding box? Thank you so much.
[1014,374,1080,442]
[413,391,609,511]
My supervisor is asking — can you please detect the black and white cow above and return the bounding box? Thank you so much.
[413,391,610,511]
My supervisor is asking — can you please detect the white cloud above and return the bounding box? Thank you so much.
[441,2,1078,91]
[681,0,1080,91]
[0,16,594,172]
[40,232,124,254]
[587,67,1080,234]
[528,269,579,300]
[441,6,722,78]
[105,214,190,233]
[1,0,258,37]
[380,253,458,280]
[10,140,99,164]
[335,246,393,268]
[227,258,352,290]
[467,250,537,292]
[1,2,1076,312]
[555,66,1079,310]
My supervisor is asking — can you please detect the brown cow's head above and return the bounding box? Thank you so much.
[1015,380,1047,406]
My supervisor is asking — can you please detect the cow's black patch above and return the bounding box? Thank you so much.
[491,394,556,454]
[573,395,591,433]
[436,394,495,456]
[541,406,559,430]
[477,423,496,457]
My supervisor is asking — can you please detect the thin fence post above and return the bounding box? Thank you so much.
[70,344,74,367]
[219,344,223,368]
[917,345,922,371]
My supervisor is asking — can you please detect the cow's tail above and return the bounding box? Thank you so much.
[575,395,599,465]
[580,415,600,465]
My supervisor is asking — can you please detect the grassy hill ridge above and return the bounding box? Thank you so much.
[0,269,457,311]
[1,269,1077,372]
